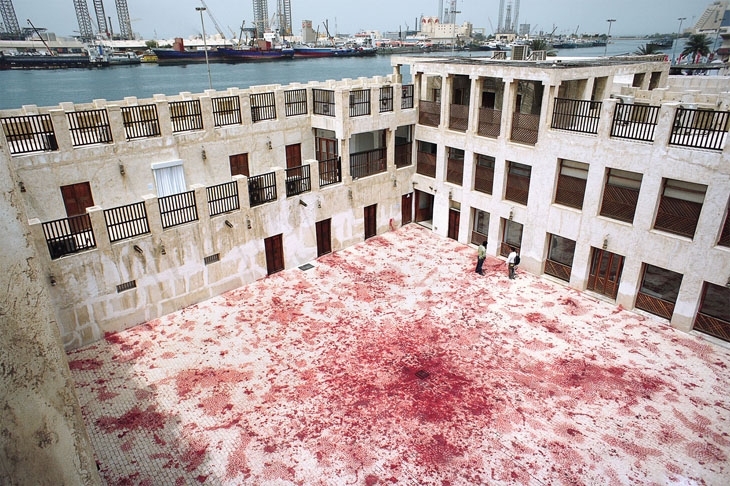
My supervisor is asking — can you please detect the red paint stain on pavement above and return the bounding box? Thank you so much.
[96,405,167,436]
[68,358,104,370]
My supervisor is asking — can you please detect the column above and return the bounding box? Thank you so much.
[501,78,516,141]
[467,75,481,134]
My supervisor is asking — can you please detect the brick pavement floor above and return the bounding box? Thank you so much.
[68,224,730,485]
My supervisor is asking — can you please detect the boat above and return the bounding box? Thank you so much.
[217,39,294,62]
[0,49,108,70]
[152,38,221,64]
[292,44,376,58]
[106,51,141,65]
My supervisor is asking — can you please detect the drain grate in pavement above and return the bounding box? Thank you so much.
[415,370,430,380]
[298,263,315,271]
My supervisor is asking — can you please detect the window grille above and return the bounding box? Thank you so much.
[250,92,277,122]
[285,89,308,116]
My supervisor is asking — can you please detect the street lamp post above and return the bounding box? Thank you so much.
[603,19,616,57]
[672,17,686,65]
[196,6,213,90]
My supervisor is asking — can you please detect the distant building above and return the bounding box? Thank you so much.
[301,20,316,44]
[419,15,472,44]
[694,1,729,34]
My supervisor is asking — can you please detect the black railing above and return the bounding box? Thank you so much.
[1,114,58,154]
[169,100,203,133]
[350,148,386,179]
[121,104,161,140]
[313,89,335,116]
[285,89,308,116]
[43,214,96,259]
[401,84,414,109]
[350,89,371,117]
[249,172,277,207]
[159,191,198,229]
[67,109,113,147]
[104,202,150,243]
[207,181,240,216]
[552,98,602,134]
[212,96,241,127]
[319,157,341,187]
[669,107,729,151]
[611,104,660,142]
[250,92,277,122]
[285,165,311,197]
[380,86,393,112]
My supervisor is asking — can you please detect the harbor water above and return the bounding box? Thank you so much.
[0,39,666,110]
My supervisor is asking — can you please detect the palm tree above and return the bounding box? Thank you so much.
[680,34,712,63]
[528,39,557,56]
[634,43,661,55]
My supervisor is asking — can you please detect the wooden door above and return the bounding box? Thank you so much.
[401,193,413,225]
[587,248,625,299]
[447,208,460,240]
[414,190,433,223]
[316,219,332,257]
[286,143,302,168]
[316,137,337,161]
[364,204,377,240]
[264,234,285,275]
[61,182,94,217]
[229,153,249,177]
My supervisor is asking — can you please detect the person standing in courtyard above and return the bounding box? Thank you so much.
[475,240,487,275]
[507,247,519,279]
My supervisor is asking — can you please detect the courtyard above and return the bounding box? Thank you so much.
[67,224,730,485]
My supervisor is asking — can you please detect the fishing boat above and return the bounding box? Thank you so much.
[106,51,141,65]
[152,38,221,64]
[292,44,376,58]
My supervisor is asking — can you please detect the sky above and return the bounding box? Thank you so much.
[12,0,709,40]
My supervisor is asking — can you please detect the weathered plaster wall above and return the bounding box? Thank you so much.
[0,145,100,484]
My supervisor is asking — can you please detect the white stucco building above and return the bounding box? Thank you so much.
[1,53,729,483]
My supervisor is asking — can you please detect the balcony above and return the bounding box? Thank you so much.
[477,108,501,138]
[510,112,539,145]
[610,104,659,142]
[416,150,436,178]
[285,165,311,197]
[350,148,386,179]
[449,104,469,132]
[419,100,441,127]
[551,98,602,135]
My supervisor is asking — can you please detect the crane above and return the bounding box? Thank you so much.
[199,0,225,39]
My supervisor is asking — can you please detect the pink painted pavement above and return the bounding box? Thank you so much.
[68,224,730,485]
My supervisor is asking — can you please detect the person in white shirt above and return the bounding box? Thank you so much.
[507,247,519,279]
[475,240,487,275]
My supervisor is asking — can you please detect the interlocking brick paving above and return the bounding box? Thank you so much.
[68,224,730,485]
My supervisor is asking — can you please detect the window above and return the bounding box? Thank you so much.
[250,92,276,122]
[212,95,241,127]
[229,153,249,177]
[694,283,730,342]
[284,89,307,116]
[654,179,706,239]
[545,234,576,282]
[169,100,203,133]
[350,89,371,117]
[395,125,413,168]
[600,168,642,223]
[635,264,683,320]
[719,204,730,248]
[380,86,393,112]
[554,159,588,210]
[471,209,490,245]
[500,219,523,257]
[446,147,464,185]
[416,141,437,178]
[152,160,186,197]
[505,161,531,205]
[474,154,495,195]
